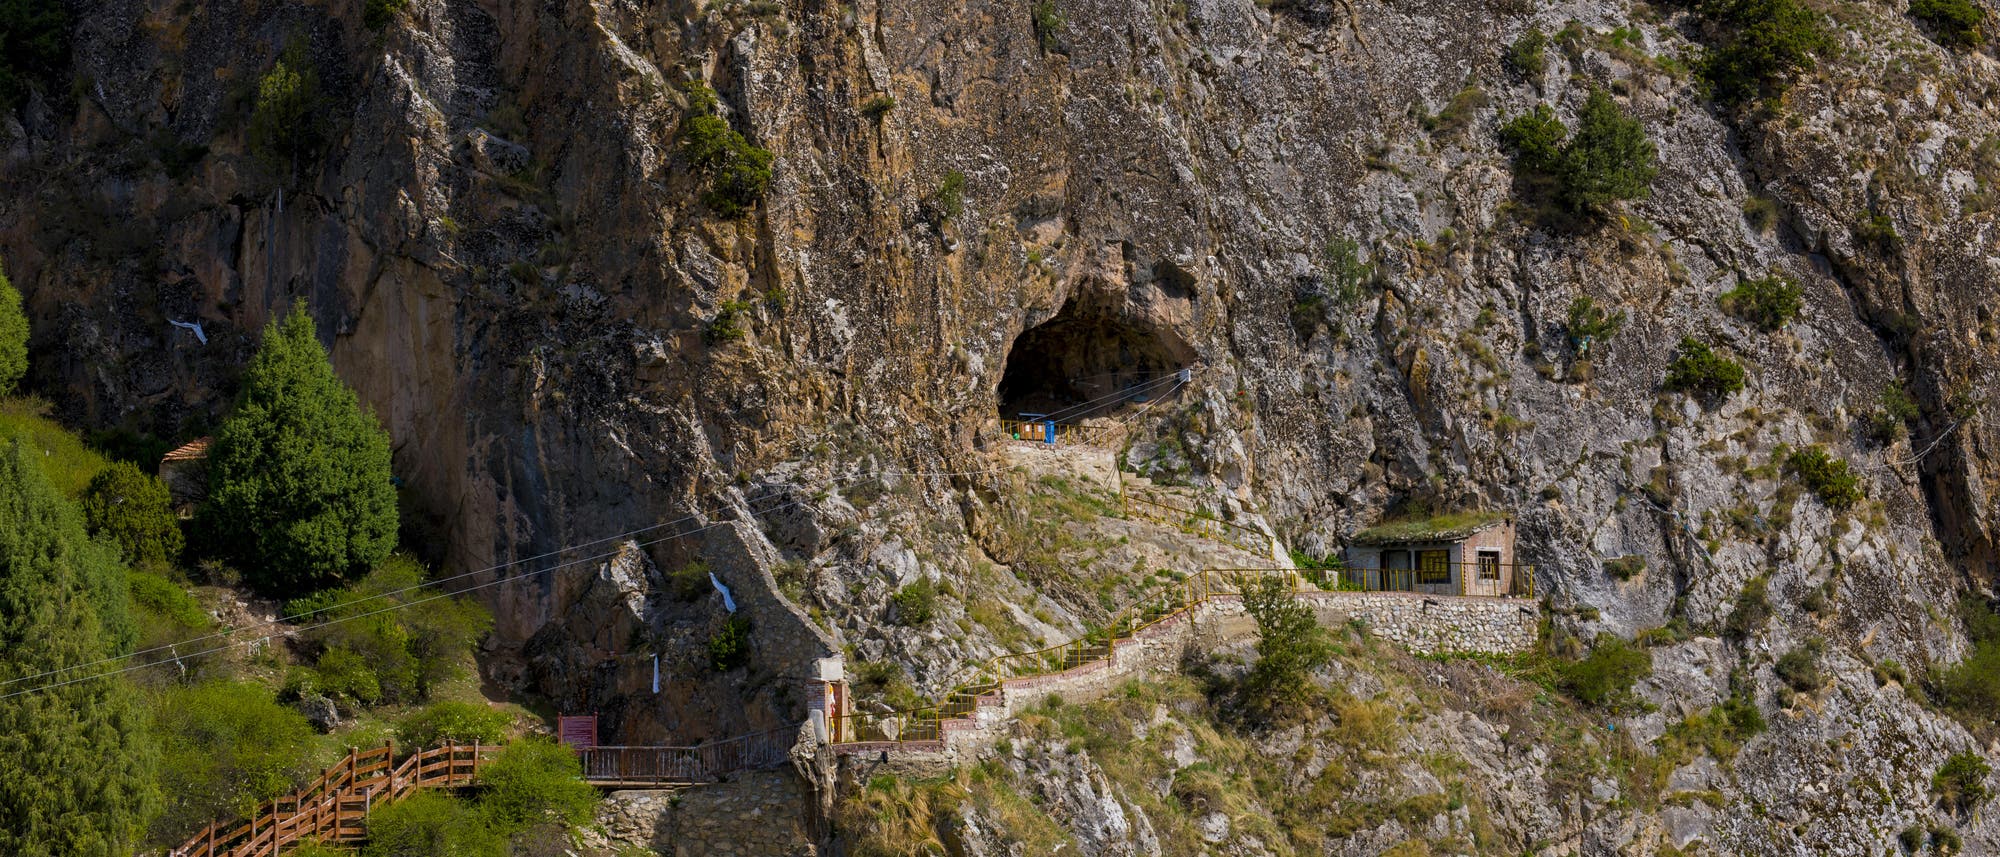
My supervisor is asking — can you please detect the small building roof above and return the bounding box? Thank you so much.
[1350,511,1506,546]
[161,437,213,463]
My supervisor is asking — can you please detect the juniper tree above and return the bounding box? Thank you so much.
[202,307,396,596]
[0,440,160,856]
[81,461,183,568]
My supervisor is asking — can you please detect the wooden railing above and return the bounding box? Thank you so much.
[171,741,493,857]
[577,728,795,786]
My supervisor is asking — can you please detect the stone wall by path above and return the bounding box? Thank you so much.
[595,770,817,857]
[915,591,1542,760]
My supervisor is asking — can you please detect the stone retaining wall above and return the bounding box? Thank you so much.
[595,770,814,857]
[938,591,1540,756]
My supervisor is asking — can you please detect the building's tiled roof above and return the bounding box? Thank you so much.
[161,437,213,463]
[1350,511,1506,546]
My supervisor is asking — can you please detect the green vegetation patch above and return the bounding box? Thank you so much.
[283,556,493,707]
[1694,0,1835,105]
[1499,91,1657,215]
[0,264,25,395]
[679,83,775,218]
[1909,0,1988,48]
[1785,444,1862,511]
[1663,337,1746,400]
[1934,750,1992,815]
[1559,633,1653,709]
[1720,273,1803,332]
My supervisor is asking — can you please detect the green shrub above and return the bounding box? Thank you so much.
[1507,28,1549,77]
[1695,0,1834,105]
[1774,640,1824,692]
[1856,212,1903,251]
[1501,92,1656,214]
[1909,0,1987,48]
[395,701,512,749]
[935,170,966,221]
[1725,576,1771,640]
[1424,85,1488,137]
[1566,295,1626,346]
[860,94,896,119]
[705,299,753,345]
[0,0,68,111]
[286,557,493,706]
[1555,90,1657,212]
[1499,104,1568,175]
[1663,337,1746,399]
[1867,381,1921,444]
[1031,0,1065,51]
[1938,598,2000,726]
[679,106,775,218]
[150,680,319,842]
[0,264,25,395]
[130,568,210,636]
[1934,750,1991,814]
[669,560,715,601]
[363,0,409,30]
[249,42,326,174]
[1720,274,1803,332]
[1786,445,1862,510]
[709,614,752,671]
[475,736,597,832]
[891,577,938,626]
[81,460,183,566]
[1604,555,1646,581]
[1560,633,1652,708]
[1237,574,1333,721]
[364,791,505,857]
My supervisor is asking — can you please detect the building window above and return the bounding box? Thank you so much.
[1417,550,1450,584]
[1478,550,1502,581]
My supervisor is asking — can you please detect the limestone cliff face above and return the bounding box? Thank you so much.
[6,0,2000,850]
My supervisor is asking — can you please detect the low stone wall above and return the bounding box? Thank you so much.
[1296,591,1540,654]
[596,770,814,857]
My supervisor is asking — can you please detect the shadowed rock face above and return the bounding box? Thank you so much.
[7,0,2000,847]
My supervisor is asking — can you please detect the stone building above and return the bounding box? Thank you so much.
[1343,512,1523,597]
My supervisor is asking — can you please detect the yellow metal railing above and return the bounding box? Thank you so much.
[1339,562,1536,599]
[828,558,1538,747]
[831,567,1304,746]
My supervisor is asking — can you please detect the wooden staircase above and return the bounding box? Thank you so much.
[170,741,494,857]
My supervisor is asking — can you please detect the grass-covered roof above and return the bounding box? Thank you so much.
[1350,510,1506,545]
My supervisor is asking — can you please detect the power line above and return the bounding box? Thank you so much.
[1032,371,1186,424]
[0,462,1013,698]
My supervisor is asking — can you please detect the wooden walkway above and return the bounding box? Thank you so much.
[171,741,492,857]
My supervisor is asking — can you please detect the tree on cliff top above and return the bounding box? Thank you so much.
[0,440,161,856]
[202,306,396,597]
[0,263,27,396]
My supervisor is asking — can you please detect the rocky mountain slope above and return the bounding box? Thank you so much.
[4,0,2000,851]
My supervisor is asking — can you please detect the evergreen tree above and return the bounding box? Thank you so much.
[1557,90,1658,212]
[81,461,183,569]
[0,263,27,396]
[202,307,396,596]
[0,440,160,855]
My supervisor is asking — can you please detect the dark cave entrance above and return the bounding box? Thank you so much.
[997,301,1191,424]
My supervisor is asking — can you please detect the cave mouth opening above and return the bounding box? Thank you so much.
[997,302,1191,425]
